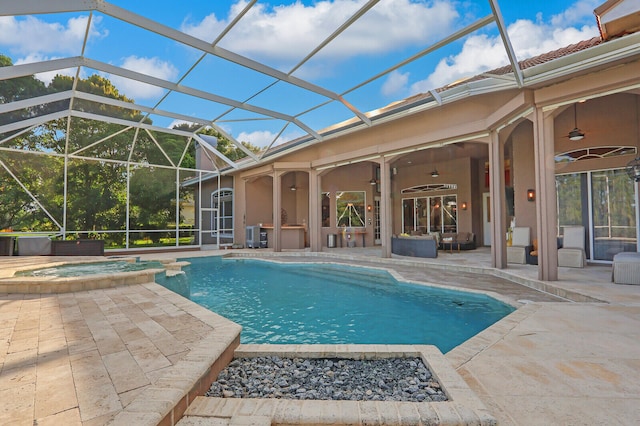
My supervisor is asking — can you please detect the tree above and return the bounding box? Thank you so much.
[0,54,49,127]
[172,123,261,162]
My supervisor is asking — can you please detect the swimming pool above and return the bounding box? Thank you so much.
[161,256,515,353]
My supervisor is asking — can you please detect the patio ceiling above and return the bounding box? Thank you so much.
[0,0,636,175]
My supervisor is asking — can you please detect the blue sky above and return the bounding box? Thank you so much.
[0,0,601,147]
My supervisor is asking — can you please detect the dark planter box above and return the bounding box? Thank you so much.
[51,239,105,256]
[0,236,15,255]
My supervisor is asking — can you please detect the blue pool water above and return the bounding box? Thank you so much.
[160,257,515,353]
[17,260,165,277]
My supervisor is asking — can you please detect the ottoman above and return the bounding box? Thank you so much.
[612,252,640,285]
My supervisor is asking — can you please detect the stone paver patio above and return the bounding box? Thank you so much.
[0,266,240,426]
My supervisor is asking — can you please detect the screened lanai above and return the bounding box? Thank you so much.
[0,0,621,250]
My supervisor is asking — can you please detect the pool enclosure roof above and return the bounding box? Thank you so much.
[1,0,639,175]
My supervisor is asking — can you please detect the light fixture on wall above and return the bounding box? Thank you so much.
[461,201,467,210]
[367,204,372,212]
[527,188,535,202]
[625,157,640,182]
[431,169,439,178]
[568,104,585,141]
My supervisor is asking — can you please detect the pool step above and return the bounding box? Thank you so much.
[287,265,394,286]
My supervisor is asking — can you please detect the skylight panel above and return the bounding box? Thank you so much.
[178,54,278,102]
[243,79,331,117]
[212,0,352,72]
[297,100,362,136]
[0,12,92,59]
[160,91,232,125]
[215,109,301,150]
[85,13,195,104]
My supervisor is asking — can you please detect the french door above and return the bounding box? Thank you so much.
[402,195,458,234]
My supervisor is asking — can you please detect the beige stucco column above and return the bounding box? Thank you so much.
[380,157,392,258]
[272,171,282,252]
[533,107,559,281]
[308,168,321,252]
[235,175,246,246]
[490,130,507,268]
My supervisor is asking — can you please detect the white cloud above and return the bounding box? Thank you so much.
[182,0,458,71]
[0,15,106,56]
[236,128,304,148]
[407,3,599,96]
[14,54,78,85]
[550,0,601,27]
[108,56,179,100]
[237,130,279,148]
[381,70,410,97]
[1,15,106,85]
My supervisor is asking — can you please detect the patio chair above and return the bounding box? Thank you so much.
[507,227,530,264]
[558,226,586,268]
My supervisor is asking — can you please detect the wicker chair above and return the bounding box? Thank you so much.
[557,226,586,268]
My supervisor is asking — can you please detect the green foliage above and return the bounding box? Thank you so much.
[0,54,50,127]
[173,123,261,161]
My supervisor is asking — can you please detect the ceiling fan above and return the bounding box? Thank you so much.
[567,103,585,141]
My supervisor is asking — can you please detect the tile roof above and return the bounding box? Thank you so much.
[484,37,603,77]
[387,37,603,110]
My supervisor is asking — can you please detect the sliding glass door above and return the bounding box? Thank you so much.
[556,169,636,261]
[591,169,636,260]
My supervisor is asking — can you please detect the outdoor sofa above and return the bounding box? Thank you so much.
[391,234,438,258]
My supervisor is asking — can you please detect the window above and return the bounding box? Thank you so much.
[336,191,365,227]
[555,146,636,164]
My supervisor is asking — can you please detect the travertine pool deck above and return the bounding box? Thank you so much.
[1,248,640,425]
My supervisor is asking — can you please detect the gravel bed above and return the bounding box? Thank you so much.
[206,356,448,402]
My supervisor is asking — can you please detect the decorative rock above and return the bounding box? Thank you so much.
[205,356,447,402]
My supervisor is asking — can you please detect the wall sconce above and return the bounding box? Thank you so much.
[461,201,467,210]
[527,189,535,202]
[367,204,372,212]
